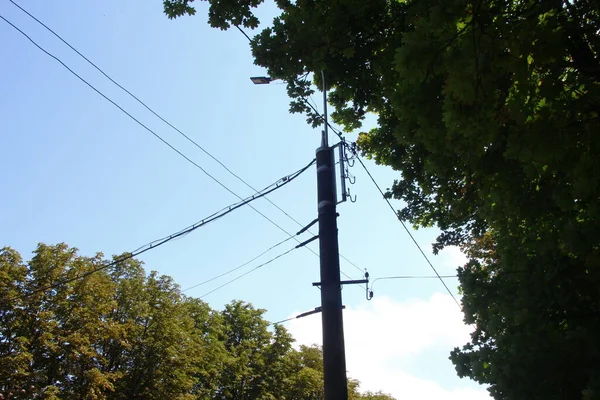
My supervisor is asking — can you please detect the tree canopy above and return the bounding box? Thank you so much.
[162,0,600,398]
[0,243,394,399]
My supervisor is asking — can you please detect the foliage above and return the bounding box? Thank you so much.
[0,244,395,399]
[162,0,600,398]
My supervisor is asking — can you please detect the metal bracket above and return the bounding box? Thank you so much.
[295,305,347,319]
[332,141,347,204]
[312,279,368,287]
[296,218,318,235]
[295,235,319,249]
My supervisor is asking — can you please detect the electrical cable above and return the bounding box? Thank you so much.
[182,235,295,292]
[6,0,298,238]
[8,2,366,282]
[370,275,459,293]
[199,247,296,298]
[0,12,307,269]
[374,275,459,281]
[0,14,240,200]
[132,159,314,251]
[7,0,309,241]
[9,159,314,302]
[235,25,252,42]
[353,154,461,307]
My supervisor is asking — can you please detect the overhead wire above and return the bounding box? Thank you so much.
[271,278,464,326]
[199,246,297,298]
[6,0,292,234]
[235,25,252,42]
[9,159,314,302]
[133,159,315,252]
[353,154,461,307]
[8,1,366,283]
[3,10,302,242]
[373,275,459,281]
[182,235,295,293]
[370,275,459,294]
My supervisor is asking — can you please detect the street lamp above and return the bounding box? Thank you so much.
[250,76,273,84]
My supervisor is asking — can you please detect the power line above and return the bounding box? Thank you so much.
[199,246,297,298]
[370,275,459,294]
[0,14,239,198]
[7,0,291,232]
[374,275,459,281]
[10,159,314,302]
[8,2,365,281]
[182,235,295,293]
[133,158,314,251]
[235,25,252,42]
[353,155,461,308]
[1,12,302,265]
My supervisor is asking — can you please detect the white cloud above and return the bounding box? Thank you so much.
[286,293,490,400]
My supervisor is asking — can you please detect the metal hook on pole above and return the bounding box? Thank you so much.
[347,188,357,203]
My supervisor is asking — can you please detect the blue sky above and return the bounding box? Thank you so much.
[0,1,489,398]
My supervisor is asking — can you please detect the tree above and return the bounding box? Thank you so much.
[0,243,121,399]
[163,0,600,398]
[0,247,31,398]
[112,271,198,400]
[283,345,324,400]
[214,301,296,399]
[183,297,228,399]
[0,245,207,400]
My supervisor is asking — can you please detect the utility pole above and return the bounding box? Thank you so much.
[250,72,368,400]
[316,71,348,400]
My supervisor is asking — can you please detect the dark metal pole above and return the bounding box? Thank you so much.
[317,70,348,400]
[316,144,348,400]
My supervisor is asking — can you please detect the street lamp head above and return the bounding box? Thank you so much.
[250,76,272,85]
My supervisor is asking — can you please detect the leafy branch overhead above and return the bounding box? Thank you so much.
[162,0,600,399]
